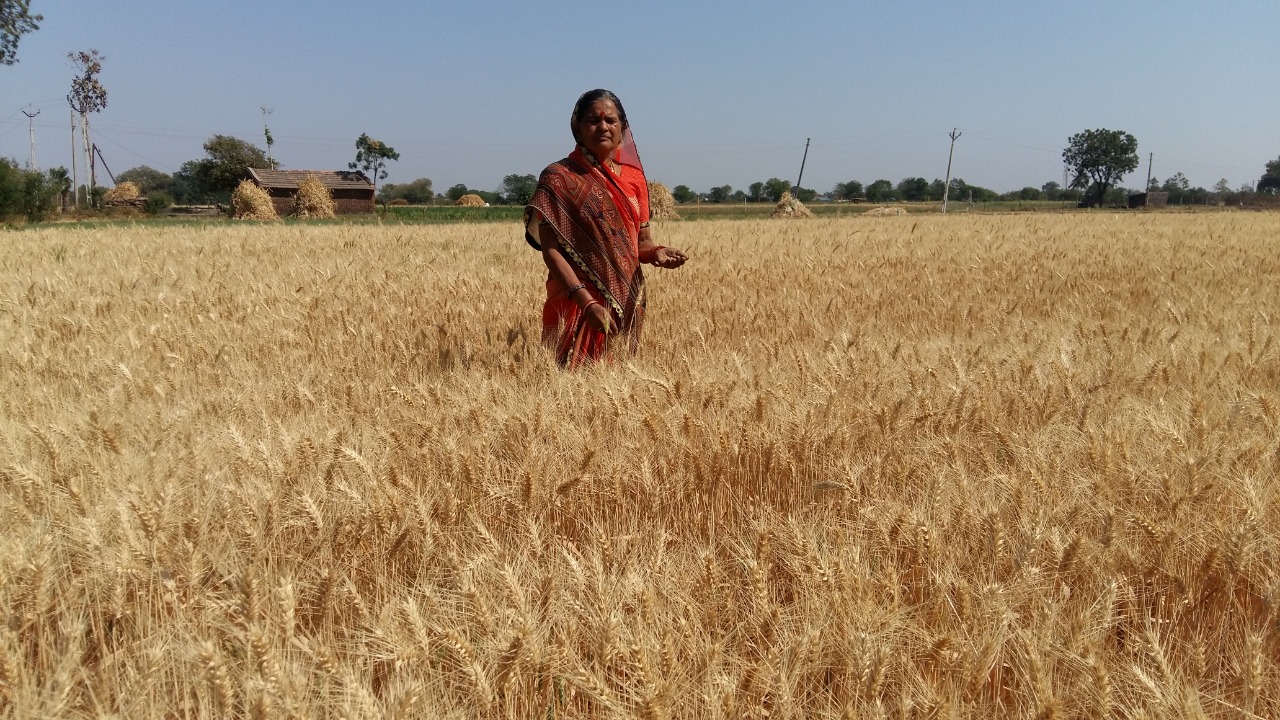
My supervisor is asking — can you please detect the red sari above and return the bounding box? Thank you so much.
[525,146,651,368]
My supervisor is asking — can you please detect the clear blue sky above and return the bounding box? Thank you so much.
[3,1,1276,195]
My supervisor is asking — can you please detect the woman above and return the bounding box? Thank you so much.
[524,89,688,368]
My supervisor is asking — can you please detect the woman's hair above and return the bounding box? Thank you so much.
[571,89,628,143]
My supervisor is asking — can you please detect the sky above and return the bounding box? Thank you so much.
[2,1,1277,196]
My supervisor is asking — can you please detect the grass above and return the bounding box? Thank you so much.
[1,211,1278,718]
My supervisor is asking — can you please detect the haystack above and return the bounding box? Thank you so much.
[293,174,336,219]
[647,181,680,219]
[771,191,813,218]
[103,182,141,203]
[455,194,486,207]
[863,206,907,217]
[232,180,279,220]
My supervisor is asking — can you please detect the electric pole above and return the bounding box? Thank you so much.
[261,106,274,165]
[1145,152,1153,207]
[942,128,961,213]
[70,108,79,208]
[22,108,40,170]
[794,138,810,194]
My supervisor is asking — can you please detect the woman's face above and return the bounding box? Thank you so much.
[575,99,624,162]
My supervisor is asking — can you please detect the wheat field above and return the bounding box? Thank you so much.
[1,212,1278,719]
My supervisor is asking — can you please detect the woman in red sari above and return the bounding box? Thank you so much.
[524,89,687,368]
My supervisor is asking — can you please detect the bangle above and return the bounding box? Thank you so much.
[639,246,665,264]
[583,300,600,312]
[566,283,587,298]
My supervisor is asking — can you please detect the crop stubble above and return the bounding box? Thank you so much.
[1,212,1278,718]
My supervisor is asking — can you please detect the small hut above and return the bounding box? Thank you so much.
[245,169,375,215]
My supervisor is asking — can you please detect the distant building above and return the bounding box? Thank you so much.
[245,169,375,215]
[1128,191,1169,209]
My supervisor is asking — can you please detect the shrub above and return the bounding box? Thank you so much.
[146,191,174,215]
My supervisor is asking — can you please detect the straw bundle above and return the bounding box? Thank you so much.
[293,174,336,219]
[863,206,907,217]
[455,194,486,207]
[103,182,141,202]
[647,181,680,219]
[770,191,813,218]
[232,180,279,220]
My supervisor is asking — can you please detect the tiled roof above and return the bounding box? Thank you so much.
[246,169,374,191]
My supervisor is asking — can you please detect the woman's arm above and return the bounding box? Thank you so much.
[538,219,614,333]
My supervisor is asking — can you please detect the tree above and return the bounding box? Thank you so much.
[896,177,930,202]
[1,0,40,65]
[116,166,173,195]
[671,185,695,203]
[193,135,274,196]
[748,181,766,202]
[793,187,817,202]
[67,49,108,199]
[500,174,537,205]
[865,179,894,202]
[708,185,732,203]
[349,133,399,193]
[446,184,470,202]
[1258,157,1280,196]
[1062,129,1139,207]
[762,178,791,202]
[1161,172,1190,204]
[833,181,864,201]
[47,167,70,210]
[379,177,434,204]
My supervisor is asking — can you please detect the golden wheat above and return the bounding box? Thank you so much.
[1,211,1278,717]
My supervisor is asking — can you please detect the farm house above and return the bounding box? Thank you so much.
[244,169,376,215]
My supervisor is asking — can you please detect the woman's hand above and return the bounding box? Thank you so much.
[584,302,614,334]
[653,246,688,269]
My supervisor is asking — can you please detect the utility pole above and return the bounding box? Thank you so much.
[942,128,961,213]
[1144,152,1153,207]
[22,108,40,171]
[794,138,810,194]
[261,106,274,165]
[69,108,79,208]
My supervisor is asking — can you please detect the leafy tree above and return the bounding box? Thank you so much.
[47,166,70,209]
[865,179,894,202]
[170,161,204,203]
[708,185,732,203]
[500,174,537,205]
[833,181,863,201]
[349,133,399,193]
[379,177,434,204]
[793,186,817,203]
[671,185,695,203]
[748,181,766,202]
[116,165,173,195]
[446,184,470,202]
[0,158,57,221]
[1258,156,1280,196]
[730,190,747,202]
[927,179,947,201]
[1062,128,1139,207]
[1041,181,1061,194]
[896,177,930,202]
[0,0,40,65]
[762,178,791,202]
[67,49,108,198]
[193,135,274,196]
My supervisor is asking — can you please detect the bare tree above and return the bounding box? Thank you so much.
[67,49,108,199]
